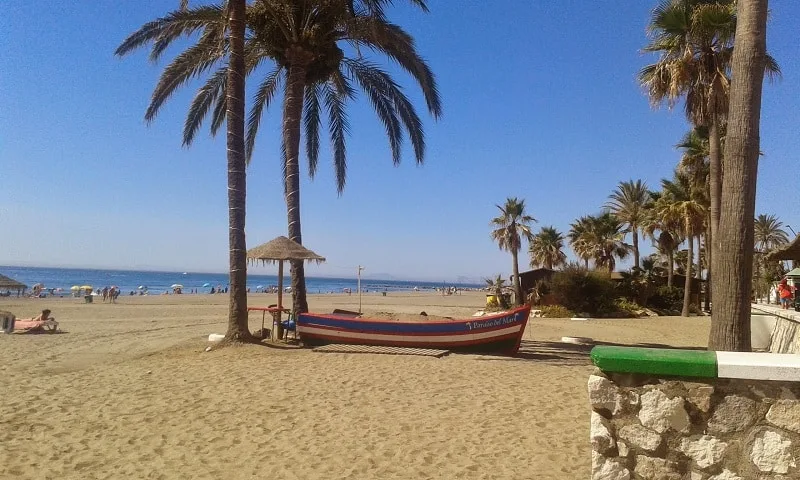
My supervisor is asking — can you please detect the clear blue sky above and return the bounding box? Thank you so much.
[1,1,798,283]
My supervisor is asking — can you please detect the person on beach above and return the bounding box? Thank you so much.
[25,309,56,323]
[778,279,794,310]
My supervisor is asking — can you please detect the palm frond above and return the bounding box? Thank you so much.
[183,64,227,146]
[115,5,225,60]
[210,89,227,136]
[144,31,224,123]
[343,59,403,165]
[245,67,283,164]
[304,83,322,177]
[324,83,350,194]
[342,18,441,119]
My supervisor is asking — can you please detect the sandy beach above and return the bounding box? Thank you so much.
[0,291,711,479]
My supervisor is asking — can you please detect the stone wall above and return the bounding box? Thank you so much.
[589,370,800,479]
[756,305,800,354]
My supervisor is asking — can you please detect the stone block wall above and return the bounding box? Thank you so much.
[589,369,800,479]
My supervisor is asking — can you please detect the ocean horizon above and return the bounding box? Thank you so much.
[0,265,483,295]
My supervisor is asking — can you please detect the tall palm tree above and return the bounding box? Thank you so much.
[677,127,711,309]
[246,0,441,314]
[709,0,768,351]
[223,0,251,341]
[754,214,789,254]
[568,216,594,269]
[752,214,788,312]
[585,213,631,273]
[116,0,442,315]
[529,226,567,270]
[657,172,707,317]
[643,191,682,287]
[640,0,779,319]
[604,180,650,270]
[491,198,536,306]
[116,2,253,342]
[640,0,735,279]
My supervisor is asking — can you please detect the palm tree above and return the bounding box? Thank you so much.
[640,0,735,277]
[568,216,595,269]
[116,2,254,342]
[657,172,707,317]
[491,198,536,306]
[485,275,509,310]
[643,191,681,287]
[223,0,251,341]
[677,128,711,309]
[751,213,788,308]
[116,1,441,315]
[754,214,789,254]
[529,226,567,270]
[604,180,650,270]
[640,0,779,317]
[709,0,769,351]
[585,213,631,273]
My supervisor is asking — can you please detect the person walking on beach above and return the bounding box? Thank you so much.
[102,286,109,303]
[778,278,794,310]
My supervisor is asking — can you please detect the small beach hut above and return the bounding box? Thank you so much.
[247,236,325,340]
[0,274,27,297]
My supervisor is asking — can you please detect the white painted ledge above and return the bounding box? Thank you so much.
[752,303,800,324]
[716,351,800,381]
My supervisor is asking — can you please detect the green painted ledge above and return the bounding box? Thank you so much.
[590,346,718,378]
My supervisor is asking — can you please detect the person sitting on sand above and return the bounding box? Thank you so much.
[31,309,56,323]
[12,309,59,333]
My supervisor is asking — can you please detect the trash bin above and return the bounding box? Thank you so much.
[84,295,93,304]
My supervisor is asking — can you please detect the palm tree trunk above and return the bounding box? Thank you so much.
[708,0,767,351]
[282,51,311,315]
[584,258,589,269]
[667,250,674,287]
[511,249,522,306]
[705,227,712,312]
[223,0,252,342]
[696,235,702,310]
[708,117,722,316]
[632,229,640,270]
[682,229,693,317]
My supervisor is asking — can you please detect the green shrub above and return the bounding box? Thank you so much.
[649,285,684,313]
[550,264,617,316]
[539,305,574,318]
[611,298,643,318]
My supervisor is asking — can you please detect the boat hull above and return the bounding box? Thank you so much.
[297,306,531,355]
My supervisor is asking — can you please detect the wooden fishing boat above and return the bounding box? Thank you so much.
[297,305,531,355]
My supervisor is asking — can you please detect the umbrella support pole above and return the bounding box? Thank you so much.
[274,261,284,341]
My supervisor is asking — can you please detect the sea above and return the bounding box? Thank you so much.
[1,266,482,295]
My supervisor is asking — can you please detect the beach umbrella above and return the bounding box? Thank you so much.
[171,284,183,289]
[768,236,800,261]
[81,285,93,290]
[70,286,80,291]
[247,236,325,339]
[138,286,144,289]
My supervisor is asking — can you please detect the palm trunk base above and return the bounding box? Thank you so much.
[291,260,309,313]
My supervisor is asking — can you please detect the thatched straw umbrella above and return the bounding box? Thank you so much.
[768,236,800,262]
[0,274,27,297]
[247,236,325,338]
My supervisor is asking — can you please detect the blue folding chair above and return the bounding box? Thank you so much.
[281,312,297,340]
